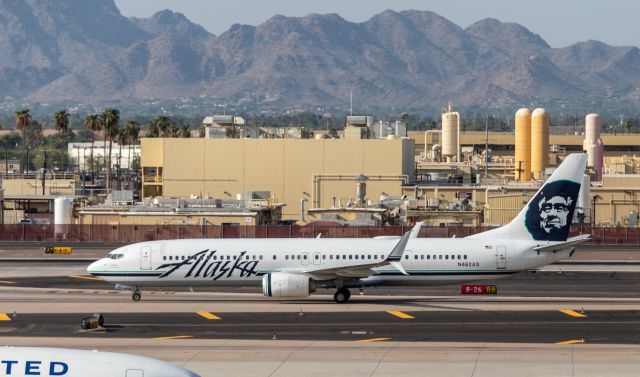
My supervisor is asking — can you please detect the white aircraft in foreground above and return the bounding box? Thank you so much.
[88,154,589,303]
[0,347,199,377]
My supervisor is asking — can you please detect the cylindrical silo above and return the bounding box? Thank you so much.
[531,108,549,180]
[583,113,601,168]
[585,114,600,144]
[54,197,73,239]
[577,174,591,210]
[514,108,532,181]
[441,110,459,162]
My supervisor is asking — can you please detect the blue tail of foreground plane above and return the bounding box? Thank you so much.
[469,153,587,242]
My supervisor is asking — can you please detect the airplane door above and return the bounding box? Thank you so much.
[126,370,144,377]
[312,252,321,265]
[496,246,507,269]
[301,252,310,266]
[141,246,152,270]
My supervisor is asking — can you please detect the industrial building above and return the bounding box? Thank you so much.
[140,137,415,223]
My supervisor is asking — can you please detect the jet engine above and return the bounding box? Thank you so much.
[262,272,315,298]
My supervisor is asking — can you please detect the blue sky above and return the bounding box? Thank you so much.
[115,0,639,48]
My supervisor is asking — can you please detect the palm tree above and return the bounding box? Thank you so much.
[180,124,192,138]
[116,128,129,190]
[168,124,179,138]
[152,116,173,137]
[15,109,32,172]
[84,114,102,183]
[14,109,31,141]
[124,121,141,184]
[101,108,120,190]
[148,119,160,138]
[54,110,70,134]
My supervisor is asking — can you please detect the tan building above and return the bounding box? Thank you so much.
[141,138,415,222]
[1,173,77,196]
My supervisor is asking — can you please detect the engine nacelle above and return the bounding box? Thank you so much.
[262,272,314,298]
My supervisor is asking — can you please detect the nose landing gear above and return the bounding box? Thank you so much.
[333,287,351,303]
[131,287,141,302]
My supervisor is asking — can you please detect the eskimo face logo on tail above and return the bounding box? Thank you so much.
[525,180,581,241]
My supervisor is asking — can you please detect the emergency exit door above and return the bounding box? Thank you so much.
[496,246,507,269]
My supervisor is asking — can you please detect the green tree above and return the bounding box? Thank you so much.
[179,124,191,138]
[14,109,32,144]
[102,108,120,190]
[54,110,70,134]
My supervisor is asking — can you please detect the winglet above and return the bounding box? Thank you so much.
[409,221,425,239]
[387,229,412,262]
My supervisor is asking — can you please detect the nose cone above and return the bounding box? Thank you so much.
[86,259,102,275]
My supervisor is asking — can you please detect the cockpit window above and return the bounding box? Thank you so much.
[108,253,124,260]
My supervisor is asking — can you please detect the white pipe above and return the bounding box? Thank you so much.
[423,130,441,160]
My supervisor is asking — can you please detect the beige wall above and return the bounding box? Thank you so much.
[2,177,76,196]
[141,138,415,222]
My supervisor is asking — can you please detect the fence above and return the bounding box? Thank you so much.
[1,224,640,245]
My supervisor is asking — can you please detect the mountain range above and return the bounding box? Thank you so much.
[1,0,639,112]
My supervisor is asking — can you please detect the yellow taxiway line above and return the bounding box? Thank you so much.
[0,313,11,321]
[355,338,392,343]
[197,311,221,320]
[387,310,414,319]
[152,335,194,340]
[556,339,585,345]
[67,275,104,281]
[0,280,16,284]
[559,309,587,318]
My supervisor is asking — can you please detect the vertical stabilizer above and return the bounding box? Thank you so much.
[468,153,587,241]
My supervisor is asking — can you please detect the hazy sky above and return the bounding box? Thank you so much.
[114,0,639,48]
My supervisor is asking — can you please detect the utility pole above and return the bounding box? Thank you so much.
[485,114,489,178]
[42,149,47,196]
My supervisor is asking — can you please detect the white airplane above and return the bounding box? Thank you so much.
[88,154,589,303]
[0,347,199,377]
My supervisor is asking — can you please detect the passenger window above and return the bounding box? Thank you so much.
[349,255,353,260]
[355,255,359,260]
[414,255,418,260]
[304,255,308,260]
[245,256,249,260]
[427,255,430,260]
[273,255,277,260]
[457,255,461,260]
[259,256,263,260]
[405,255,409,260]
[315,255,319,260]
[421,255,424,260]
[285,255,289,260]
[297,255,300,260]
[322,255,326,260]
[464,255,468,260]
[329,255,333,260]
[361,255,365,259]
[169,256,173,261]
[439,255,443,260]
[445,255,449,260]
[163,256,166,261]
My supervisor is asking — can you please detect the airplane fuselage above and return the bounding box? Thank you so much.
[88,237,571,288]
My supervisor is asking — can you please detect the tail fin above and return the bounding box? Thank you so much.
[469,153,587,242]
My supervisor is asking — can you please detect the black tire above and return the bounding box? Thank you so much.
[132,292,141,302]
[334,288,350,304]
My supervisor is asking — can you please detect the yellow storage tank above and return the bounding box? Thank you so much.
[531,108,549,180]
[514,108,531,181]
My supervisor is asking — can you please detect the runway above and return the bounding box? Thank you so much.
[2,309,639,344]
[1,246,640,376]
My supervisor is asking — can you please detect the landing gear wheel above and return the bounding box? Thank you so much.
[334,288,351,304]
[132,292,141,302]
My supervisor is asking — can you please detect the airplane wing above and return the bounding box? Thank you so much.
[533,234,591,253]
[270,223,418,280]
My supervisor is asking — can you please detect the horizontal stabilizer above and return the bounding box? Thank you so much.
[533,234,591,253]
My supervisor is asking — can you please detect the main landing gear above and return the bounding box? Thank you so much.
[131,287,141,302]
[334,287,351,303]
